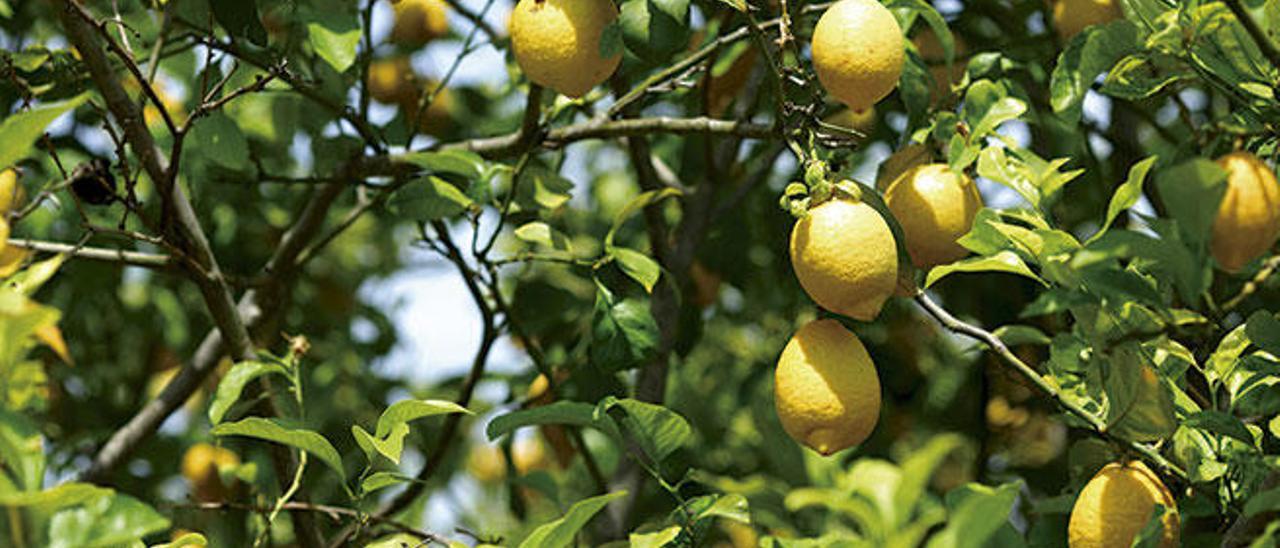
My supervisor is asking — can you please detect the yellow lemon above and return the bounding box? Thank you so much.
[774,319,881,455]
[1068,461,1179,548]
[1052,0,1123,40]
[181,443,240,502]
[811,0,904,111]
[390,0,449,47]
[825,106,876,135]
[0,168,23,214]
[512,437,551,474]
[367,57,417,105]
[466,444,507,483]
[1211,151,1280,272]
[509,0,621,98]
[884,163,983,268]
[0,245,27,278]
[789,196,898,321]
[876,143,932,191]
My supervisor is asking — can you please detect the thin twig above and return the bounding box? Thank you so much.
[7,239,174,269]
[179,501,451,546]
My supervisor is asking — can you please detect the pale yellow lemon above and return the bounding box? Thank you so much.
[1068,461,1179,548]
[884,163,983,268]
[1052,0,1123,40]
[811,0,905,111]
[789,196,898,321]
[774,319,881,455]
[1210,151,1280,272]
[509,0,621,98]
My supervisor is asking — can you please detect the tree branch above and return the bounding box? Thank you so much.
[180,500,452,546]
[7,239,174,269]
[913,292,1187,480]
[446,116,775,159]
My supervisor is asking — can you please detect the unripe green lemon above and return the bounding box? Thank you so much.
[1052,0,1123,40]
[811,0,904,111]
[790,196,898,321]
[774,319,881,456]
[1068,461,1179,548]
[390,0,449,47]
[1210,151,1280,272]
[884,163,983,268]
[509,0,621,98]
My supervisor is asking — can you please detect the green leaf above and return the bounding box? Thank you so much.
[611,247,661,293]
[992,325,1052,346]
[925,482,1021,548]
[305,9,361,73]
[1244,486,1280,517]
[189,112,250,171]
[1050,20,1140,124]
[693,493,750,523]
[600,397,692,463]
[964,81,1027,141]
[352,423,409,464]
[600,21,624,59]
[1207,324,1250,387]
[515,221,572,251]
[390,176,474,220]
[208,360,289,425]
[151,532,208,547]
[0,483,110,511]
[49,492,169,548]
[590,284,659,371]
[925,251,1045,288]
[375,399,470,438]
[1246,311,1280,356]
[630,525,681,548]
[1101,53,1194,100]
[1155,158,1228,247]
[1092,156,1157,243]
[518,491,627,548]
[895,434,965,527]
[6,253,66,296]
[619,0,691,62]
[212,0,268,46]
[1183,410,1255,446]
[0,93,89,171]
[516,165,575,211]
[606,188,681,248]
[1104,345,1176,442]
[0,407,44,492]
[399,150,486,182]
[212,417,346,482]
[487,400,622,442]
[360,471,407,495]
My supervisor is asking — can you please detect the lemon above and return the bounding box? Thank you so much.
[825,106,876,135]
[884,163,983,268]
[774,319,881,455]
[790,196,898,321]
[876,143,931,191]
[0,168,24,214]
[1211,151,1280,272]
[181,443,240,502]
[0,245,27,278]
[1052,0,1123,40]
[1068,461,1179,548]
[367,57,417,105]
[512,437,551,473]
[390,0,449,47]
[811,0,904,111]
[466,444,507,483]
[509,0,621,98]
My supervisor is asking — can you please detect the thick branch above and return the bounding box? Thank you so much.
[446,116,775,159]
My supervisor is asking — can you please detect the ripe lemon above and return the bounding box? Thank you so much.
[825,106,876,135]
[181,443,240,502]
[811,0,905,111]
[509,0,621,98]
[884,163,983,268]
[790,195,898,321]
[774,319,881,455]
[466,444,507,483]
[1068,461,1179,548]
[1211,151,1280,272]
[876,143,931,191]
[1052,0,1123,40]
[390,0,449,47]
[367,57,417,105]
[0,168,24,214]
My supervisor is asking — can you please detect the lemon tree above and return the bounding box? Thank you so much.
[0,0,1279,546]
